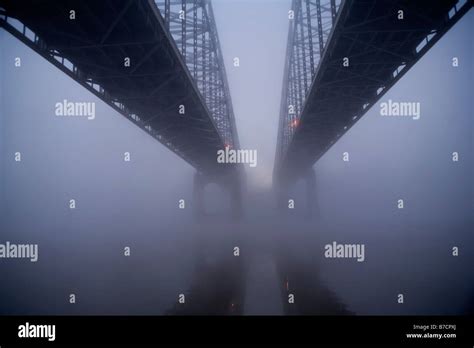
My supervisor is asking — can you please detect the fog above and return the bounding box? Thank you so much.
[0,2,472,315]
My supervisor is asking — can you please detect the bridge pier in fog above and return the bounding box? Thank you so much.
[305,168,317,219]
[193,171,243,220]
[276,178,289,212]
[229,174,243,219]
[275,167,317,218]
[193,172,206,219]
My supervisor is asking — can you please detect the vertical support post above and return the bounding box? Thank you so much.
[291,48,298,135]
[193,0,198,79]
[316,0,324,54]
[229,174,243,220]
[210,51,215,115]
[305,167,316,219]
[294,23,303,117]
[331,0,337,24]
[165,0,170,30]
[305,0,314,77]
[193,171,205,219]
[275,176,290,213]
[202,7,207,102]
[288,58,295,140]
[181,0,186,56]
[299,3,308,94]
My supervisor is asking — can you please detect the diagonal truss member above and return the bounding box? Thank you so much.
[156,0,239,149]
[275,0,341,170]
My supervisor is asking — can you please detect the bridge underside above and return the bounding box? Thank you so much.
[277,0,471,180]
[1,0,235,176]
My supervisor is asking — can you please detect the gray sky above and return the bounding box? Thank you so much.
[213,0,290,189]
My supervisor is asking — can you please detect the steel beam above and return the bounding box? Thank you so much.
[275,0,472,181]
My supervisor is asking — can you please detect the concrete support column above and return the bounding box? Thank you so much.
[193,171,205,219]
[229,174,243,220]
[305,167,316,219]
[275,176,289,213]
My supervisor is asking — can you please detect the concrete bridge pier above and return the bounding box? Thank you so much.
[304,168,317,219]
[193,171,207,219]
[193,171,243,220]
[275,178,290,213]
[229,174,243,220]
[274,167,317,218]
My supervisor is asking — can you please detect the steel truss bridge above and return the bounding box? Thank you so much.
[0,0,239,177]
[2,0,471,195]
[0,0,472,316]
[274,0,472,183]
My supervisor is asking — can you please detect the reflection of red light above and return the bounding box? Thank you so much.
[289,119,299,128]
[224,143,231,149]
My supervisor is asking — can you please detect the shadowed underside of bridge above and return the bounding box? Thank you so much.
[275,0,472,181]
[0,0,239,177]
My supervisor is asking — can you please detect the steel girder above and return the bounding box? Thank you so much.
[0,0,239,175]
[155,0,239,150]
[275,0,341,179]
[275,0,472,181]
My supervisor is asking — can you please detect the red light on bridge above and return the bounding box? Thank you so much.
[289,118,299,128]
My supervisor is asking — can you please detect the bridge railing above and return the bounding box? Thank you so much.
[154,0,239,150]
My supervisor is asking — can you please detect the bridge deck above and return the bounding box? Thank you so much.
[0,0,231,174]
[278,0,471,178]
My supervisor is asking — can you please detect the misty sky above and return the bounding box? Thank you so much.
[213,0,290,189]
